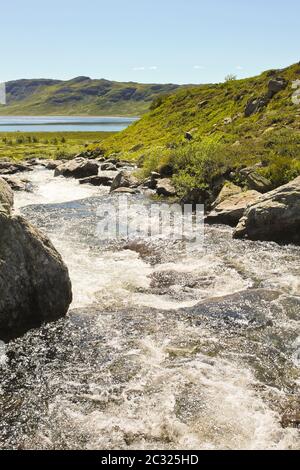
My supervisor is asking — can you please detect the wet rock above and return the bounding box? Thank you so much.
[54,158,99,179]
[0,161,32,175]
[1,175,32,192]
[0,177,14,214]
[156,178,177,197]
[101,163,118,171]
[112,187,139,194]
[234,176,300,244]
[186,289,280,326]
[43,159,62,170]
[79,174,114,186]
[110,170,139,192]
[206,190,262,226]
[0,212,72,340]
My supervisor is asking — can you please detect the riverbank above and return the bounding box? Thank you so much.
[0,131,114,161]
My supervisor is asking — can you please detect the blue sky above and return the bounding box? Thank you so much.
[0,0,299,84]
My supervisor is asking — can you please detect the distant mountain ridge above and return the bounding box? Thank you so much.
[0,77,183,116]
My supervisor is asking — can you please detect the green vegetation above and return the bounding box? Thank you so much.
[0,77,182,117]
[98,63,300,193]
[0,131,114,161]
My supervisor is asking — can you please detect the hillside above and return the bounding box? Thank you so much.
[100,63,300,194]
[0,77,182,116]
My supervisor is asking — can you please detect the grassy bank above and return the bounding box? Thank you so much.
[98,63,300,194]
[0,131,114,161]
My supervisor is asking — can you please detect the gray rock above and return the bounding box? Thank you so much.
[206,190,261,226]
[233,176,300,244]
[54,158,99,179]
[101,163,118,171]
[267,77,287,98]
[244,96,269,117]
[0,213,72,340]
[79,174,114,186]
[0,161,32,175]
[110,171,139,192]
[1,175,32,192]
[156,179,177,197]
[0,177,14,214]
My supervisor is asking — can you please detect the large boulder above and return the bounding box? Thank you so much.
[267,78,287,98]
[0,177,14,214]
[239,166,272,193]
[233,176,300,244]
[54,158,99,179]
[206,190,261,226]
[110,171,139,192]
[0,212,72,340]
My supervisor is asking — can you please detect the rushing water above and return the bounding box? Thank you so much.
[0,167,299,450]
[0,116,137,132]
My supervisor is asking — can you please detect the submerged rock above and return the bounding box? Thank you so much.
[54,158,99,179]
[0,213,72,340]
[234,176,300,244]
[207,190,261,226]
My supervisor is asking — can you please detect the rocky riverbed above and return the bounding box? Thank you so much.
[0,166,299,450]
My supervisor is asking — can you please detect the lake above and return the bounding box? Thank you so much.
[0,116,138,132]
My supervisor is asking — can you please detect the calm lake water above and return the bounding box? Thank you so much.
[0,116,137,132]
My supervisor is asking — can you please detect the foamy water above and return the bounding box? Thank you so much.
[1,168,299,450]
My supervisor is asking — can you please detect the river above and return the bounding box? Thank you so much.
[0,167,299,450]
[0,116,137,132]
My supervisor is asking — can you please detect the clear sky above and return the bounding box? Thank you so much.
[0,0,299,84]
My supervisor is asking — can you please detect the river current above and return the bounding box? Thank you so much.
[0,167,299,450]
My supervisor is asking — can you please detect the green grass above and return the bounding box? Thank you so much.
[97,62,300,193]
[0,131,114,161]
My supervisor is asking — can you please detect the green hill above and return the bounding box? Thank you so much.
[100,63,300,194]
[0,77,182,116]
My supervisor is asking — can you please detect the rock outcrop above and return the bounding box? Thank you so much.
[206,190,261,226]
[233,176,300,244]
[54,158,99,179]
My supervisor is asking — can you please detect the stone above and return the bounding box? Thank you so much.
[233,176,300,244]
[1,176,32,192]
[244,96,269,117]
[101,163,118,171]
[79,174,115,186]
[0,177,14,214]
[156,179,177,197]
[267,77,287,98]
[112,187,139,194]
[54,158,99,179]
[0,212,72,340]
[206,190,261,227]
[211,182,242,209]
[110,171,139,192]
